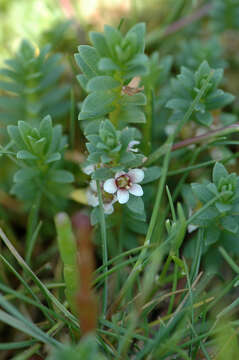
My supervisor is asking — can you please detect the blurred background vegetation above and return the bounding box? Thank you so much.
[1,0,238,94]
[0,0,216,62]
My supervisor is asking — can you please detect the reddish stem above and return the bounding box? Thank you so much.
[172,123,239,151]
[164,3,212,37]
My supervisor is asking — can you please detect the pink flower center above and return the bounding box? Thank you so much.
[116,174,131,190]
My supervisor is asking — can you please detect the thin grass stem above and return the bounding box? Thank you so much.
[96,180,108,317]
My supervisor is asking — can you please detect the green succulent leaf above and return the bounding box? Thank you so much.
[191,183,214,203]
[79,91,117,120]
[14,167,40,183]
[221,216,239,234]
[204,226,221,246]
[213,162,229,186]
[90,31,111,58]
[126,195,145,218]
[49,170,74,184]
[141,166,161,184]
[92,168,113,180]
[117,107,146,124]
[86,76,120,92]
[17,150,37,160]
[75,45,101,80]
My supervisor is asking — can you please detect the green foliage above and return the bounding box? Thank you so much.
[48,336,106,360]
[86,119,121,165]
[55,213,78,314]
[191,162,239,247]
[7,115,74,204]
[166,203,187,254]
[166,61,234,126]
[143,52,172,89]
[141,166,161,184]
[74,24,152,229]
[2,4,239,359]
[0,39,69,130]
[75,24,147,124]
[126,195,146,219]
[85,120,144,170]
[211,0,239,32]
[124,195,147,236]
[176,37,227,70]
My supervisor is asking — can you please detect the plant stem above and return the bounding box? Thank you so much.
[158,254,172,284]
[218,246,239,274]
[70,88,75,149]
[143,88,153,155]
[146,3,212,47]
[164,4,212,37]
[25,192,41,265]
[167,264,179,315]
[190,228,203,283]
[172,123,239,151]
[96,180,108,317]
[55,213,78,315]
[108,135,173,315]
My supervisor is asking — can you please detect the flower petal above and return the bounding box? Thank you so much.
[103,178,117,194]
[128,168,144,183]
[117,189,129,204]
[86,189,99,207]
[127,140,140,153]
[129,183,143,197]
[115,171,125,179]
[104,203,114,215]
[89,180,97,192]
[83,164,95,175]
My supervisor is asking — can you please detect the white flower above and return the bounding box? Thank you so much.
[188,224,198,233]
[165,124,176,135]
[82,164,95,175]
[103,169,144,204]
[127,140,140,153]
[86,180,116,214]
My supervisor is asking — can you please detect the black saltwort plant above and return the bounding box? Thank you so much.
[0,40,69,131]
[75,23,162,227]
[167,60,234,127]
[7,115,74,204]
[6,115,74,263]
